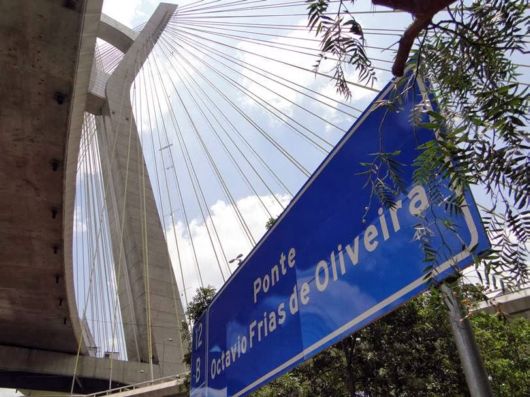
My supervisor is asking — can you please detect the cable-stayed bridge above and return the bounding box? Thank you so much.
[1,0,528,396]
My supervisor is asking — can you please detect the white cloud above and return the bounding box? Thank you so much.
[102,0,141,27]
[102,0,160,28]
[234,18,387,130]
[0,389,22,397]
[165,194,291,306]
[73,206,88,233]
[315,69,385,136]
[102,0,180,28]
[236,20,319,115]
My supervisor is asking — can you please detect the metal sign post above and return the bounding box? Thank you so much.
[190,76,491,397]
[441,283,493,397]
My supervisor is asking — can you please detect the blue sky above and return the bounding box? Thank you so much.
[94,0,412,297]
[70,0,529,373]
[88,0,529,308]
[2,1,527,395]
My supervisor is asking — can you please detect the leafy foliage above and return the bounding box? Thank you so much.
[306,0,376,98]
[413,0,530,287]
[181,286,217,367]
[309,0,529,288]
[358,150,406,214]
[181,286,217,393]
[472,312,530,396]
[251,289,530,396]
[265,216,277,230]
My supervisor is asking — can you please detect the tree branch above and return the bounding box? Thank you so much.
[372,0,458,76]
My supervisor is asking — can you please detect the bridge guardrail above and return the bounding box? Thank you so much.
[79,371,190,397]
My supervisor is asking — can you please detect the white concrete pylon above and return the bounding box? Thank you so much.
[87,3,186,377]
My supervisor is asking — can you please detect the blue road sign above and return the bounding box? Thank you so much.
[190,76,490,397]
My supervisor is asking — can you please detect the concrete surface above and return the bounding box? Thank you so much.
[0,345,169,393]
[474,285,530,320]
[92,380,186,397]
[0,0,94,356]
[98,14,138,53]
[0,0,184,392]
[94,3,187,376]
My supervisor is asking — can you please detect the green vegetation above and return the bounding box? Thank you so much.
[180,285,217,393]
[182,286,529,396]
[181,2,530,394]
[472,313,530,397]
[265,217,277,230]
[306,0,529,288]
[185,285,217,323]
[252,290,530,397]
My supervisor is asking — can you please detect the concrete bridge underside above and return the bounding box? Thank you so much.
[0,0,184,393]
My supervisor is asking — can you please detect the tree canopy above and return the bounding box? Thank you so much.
[182,2,529,394]
[251,289,530,397]
[182,285,529,396]
[180,287,530,397]
[307,0,529,288]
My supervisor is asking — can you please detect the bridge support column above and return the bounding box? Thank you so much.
[92,3,186,377]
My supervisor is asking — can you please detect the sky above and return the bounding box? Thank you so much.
[66,0,410,359]
[102,0,162,27]
[71,0,529,366]
[1,1,526,395]
[91,0,528,321]
[91,0,409,302]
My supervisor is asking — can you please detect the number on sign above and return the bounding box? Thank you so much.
[195,322,203,350]
[195,357,201,382]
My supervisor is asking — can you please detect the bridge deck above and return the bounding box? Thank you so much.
[82,375,187,397]
[0,0,91,354]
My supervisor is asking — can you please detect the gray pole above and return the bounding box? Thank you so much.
[441,283,493,397]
